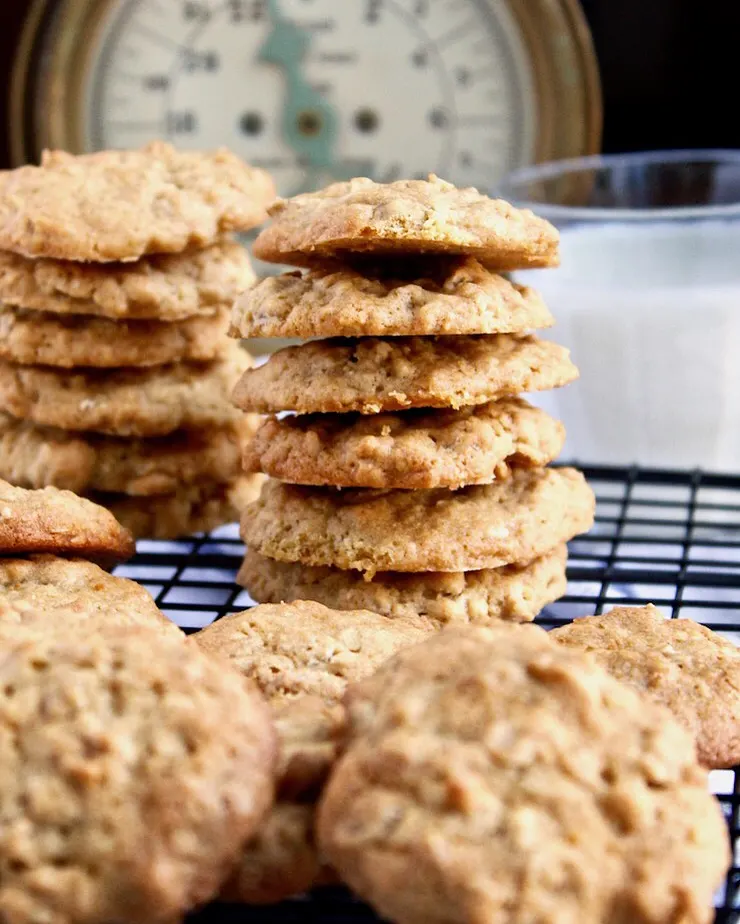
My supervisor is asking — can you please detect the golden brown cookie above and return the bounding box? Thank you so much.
[552,604,740,770]
[270,696,345,799]
[0,630,277,924]
[0,143,275,261]
[232,335,578,415]
[252,175,558,269]
[219,697,342,904]
[194,601,433,906]
[193,600,435,704]
[0,555,180,639]
[0,479,133,564]
[0,341,250,437]
[240,468,594,575]
[0,306,230,368]
[238,545,567,625]
[230,258,553,339]
[0,239,254,320]
[317,626,729,924]
[95,475,263,540]
[0,411,258,496]
[244,398,565,489]
[222,802,332,905]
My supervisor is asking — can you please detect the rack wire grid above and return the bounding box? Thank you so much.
[112,463,740,924]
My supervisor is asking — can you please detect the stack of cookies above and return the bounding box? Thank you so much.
[0,143,274,538]
[0,477,182,639]
[230,176,594,620]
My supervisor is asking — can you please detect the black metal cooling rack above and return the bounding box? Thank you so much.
[112,464,740,924]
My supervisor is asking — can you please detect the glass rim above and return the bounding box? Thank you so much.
[498,149,740,221]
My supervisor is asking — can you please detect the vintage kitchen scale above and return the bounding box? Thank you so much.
[11,0,601,192]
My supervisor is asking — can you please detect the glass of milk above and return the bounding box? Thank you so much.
[499,150,740,471]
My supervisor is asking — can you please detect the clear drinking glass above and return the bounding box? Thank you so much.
[499,150,740,470]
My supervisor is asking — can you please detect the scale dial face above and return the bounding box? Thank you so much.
[87,0,535,194]
[13,0,601,193]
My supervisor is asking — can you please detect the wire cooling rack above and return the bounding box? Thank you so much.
[113,464,740,924]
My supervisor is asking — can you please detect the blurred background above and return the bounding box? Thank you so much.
[3,0,740,471]
[2,0,739,176]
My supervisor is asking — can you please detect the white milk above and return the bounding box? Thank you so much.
[514,220,740,470]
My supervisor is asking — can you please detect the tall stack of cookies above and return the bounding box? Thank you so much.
[231,176,595,620]
[0,143,274,538]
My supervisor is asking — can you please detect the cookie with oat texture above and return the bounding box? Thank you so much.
[232,335,577,415]
[552,604,740,769]
[230,258,553,339]
[0,411,257,497]
[0,630,276,924]
[243,398,565,489]
[240,468,594,576]
[0,342,250,437]
[0,143,274,261]
[0,306,230,368]
[0,479,133,564]
[317,625,729,924]
[0,239,254,320]
[194,600,434,904]
[252,175,558,269]
[238,545,567,625]
[94,475,263,539]
[0,555,180,639]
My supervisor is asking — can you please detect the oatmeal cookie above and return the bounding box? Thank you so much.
[238,545,567,624]
[0,479,133,564]
[253,175,558,269]
[0,555,180,638]
[0,143,274,261]
[240,468,594,575]
[0,239,254,320]
[553,604,740,769]
[193,599,434,704]
[0,411,257,496]
[232,335,577,415]
[0,630,276,924]
[95,475,263,539]
[243,398,565,489]
[317,626,729,924]
[0,342,250,437]
[230,258,552,338]
[0,306,230,368]
[194,601,433,905]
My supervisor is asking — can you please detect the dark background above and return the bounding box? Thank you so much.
[1,0,739,167]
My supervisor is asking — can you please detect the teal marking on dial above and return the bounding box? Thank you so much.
[259,0,337,171]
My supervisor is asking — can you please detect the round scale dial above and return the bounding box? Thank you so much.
[12,0,601,194]
[90,0,535,194]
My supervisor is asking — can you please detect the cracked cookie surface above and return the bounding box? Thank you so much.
[553,604,740,769]
[232,335,577,415]
[231,258,552,338]
[317,626,729,924]
[0,143,274,261]
[240,468,594,575]
[0,239,254,320]
[253,175,558,269]
[0,630,276,924]
[244,398,564,489]
[238,545,567,625]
